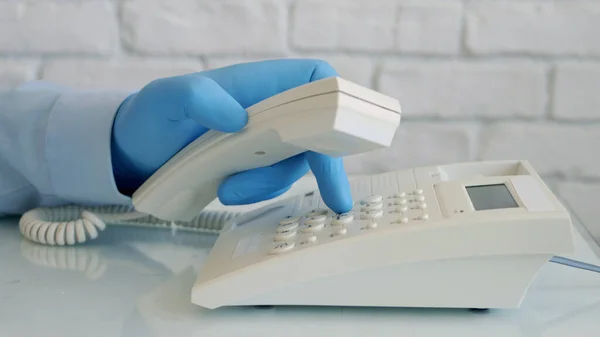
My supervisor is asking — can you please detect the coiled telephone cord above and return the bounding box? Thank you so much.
[19,204,241,246]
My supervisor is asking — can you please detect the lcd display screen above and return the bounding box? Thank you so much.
[466,183,518,210]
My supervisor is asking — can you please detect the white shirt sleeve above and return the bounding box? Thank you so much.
[0,81,133,216]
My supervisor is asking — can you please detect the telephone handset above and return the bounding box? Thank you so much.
[18,77,402,245]
[132,76,401,221]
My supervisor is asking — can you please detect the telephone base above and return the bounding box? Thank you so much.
[190,160,574,310]
[194,254,550,310]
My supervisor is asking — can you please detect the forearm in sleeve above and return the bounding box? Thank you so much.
[0,81,132,216]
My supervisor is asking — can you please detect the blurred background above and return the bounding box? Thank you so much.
[1,0,598,232]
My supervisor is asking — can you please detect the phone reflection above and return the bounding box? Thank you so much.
[123,265,600,337]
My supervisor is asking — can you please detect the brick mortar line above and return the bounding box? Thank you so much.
[5,52,600,63]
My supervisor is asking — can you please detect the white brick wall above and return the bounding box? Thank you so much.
[1,0,599,233]
[378,60,547,118]
[41,58,204,90]
[553,63,600,120]
[465,1,600,55]
[121,0,287,55]
[478,122,600,178]
[0,1,118,55]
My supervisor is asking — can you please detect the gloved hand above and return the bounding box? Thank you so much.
[110,59,353,214]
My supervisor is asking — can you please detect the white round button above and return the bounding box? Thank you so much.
[361,195,383,204]
[417,203,427,209]
[394,199,407,205]
[361,202,383,212]
[399,217,409,224]
[305,209,328,218]
[331,212,354,226]
[394,206,408,213]
[360,209,383,219]
[279,216,300,226]
[420,213,429,220]
[394,192,406,198]
[330,228,347,237]
[305,214,327,225]
[269,241,295,254]
[362,221,378,230]
[301,222,325,232]
[414,189,424,195]
[300,235,317,245]
[277,222,299,232]
[274,229,297,241]
[413,195,425,202]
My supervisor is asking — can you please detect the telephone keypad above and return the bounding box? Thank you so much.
[269,188,429,256]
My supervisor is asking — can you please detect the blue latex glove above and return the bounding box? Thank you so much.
[111,59,353,213]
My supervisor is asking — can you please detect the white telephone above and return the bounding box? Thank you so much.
[16,76,598,310]
[190,160,576,309]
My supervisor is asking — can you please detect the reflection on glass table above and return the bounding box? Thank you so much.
[1,195,599,337]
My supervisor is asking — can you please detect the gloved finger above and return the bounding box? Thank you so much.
[154,75,248,132]
[305,151,353,214]
[200,58,338,109]
[218,154,309,205]
[227,185,293,205]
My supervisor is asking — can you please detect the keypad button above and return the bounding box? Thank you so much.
[361,202,383,212]
[305,214,327,225]
[330,227,347,237]
[394,199,407,205]
[360,209,383,219]
[269,241,295,254]
[277,222,299,232]
[420,213,429,220]
[274,229,297,241]
[331,212,354,226]
[279,216,300,226]
[361,195,383,204]
[390,206,408,213]
[300,235,317,245]
[301,222,325,232]
[413,195,425,202]
[392,217,409,224]
[417,203,427,209]
[361,221,378,230]
[305,209,328,218]
[414,189,424,195]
